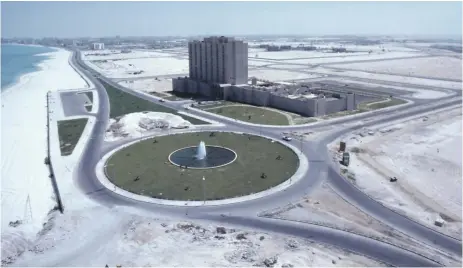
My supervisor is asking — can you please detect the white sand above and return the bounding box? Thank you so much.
[284,52,424,65]
[311,67,462,90]
[248,41,417,52]
[9,206,382,267]
[250,50,370,60]
[331,107,462,236]
[1,47,89,261]
[313,42,420,52]
[248,69,322,82]
[85,57,188,79]
[119,78,173,93]
[267,64,308,70]
[248,60,273,66]
[105,112,193,142]
[81,49,172,61]
[368,111,462,217]
[407,42,462,48]
[330,56,462,81]
[308,77,451,99]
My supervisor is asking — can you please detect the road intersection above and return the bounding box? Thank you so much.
[70,50,462,266]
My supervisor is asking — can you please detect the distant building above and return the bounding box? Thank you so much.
[188,36,248,85]
[92,43,105,50]
[332,47,347,53]
[266,45,292,51]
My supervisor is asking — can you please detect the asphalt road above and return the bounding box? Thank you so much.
[70,49,461,266]
[60,91,92,117]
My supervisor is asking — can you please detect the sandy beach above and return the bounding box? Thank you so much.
[1,48,87,234]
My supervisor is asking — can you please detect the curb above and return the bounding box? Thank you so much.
[95,130,308,207]
[184,98,413,129]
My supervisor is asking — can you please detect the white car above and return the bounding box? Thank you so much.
[282,136,292,141]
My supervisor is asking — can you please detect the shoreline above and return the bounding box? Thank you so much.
[1,42,49,49]
[1,44,57,93]
[1,47,88,232]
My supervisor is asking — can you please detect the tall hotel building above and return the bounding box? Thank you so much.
[188,36,248,85]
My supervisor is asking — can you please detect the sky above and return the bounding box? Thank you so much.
[1,1,462,38]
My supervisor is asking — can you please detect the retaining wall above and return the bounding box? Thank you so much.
[46,92,64,213]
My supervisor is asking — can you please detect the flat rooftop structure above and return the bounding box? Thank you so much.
[244,81,348,100]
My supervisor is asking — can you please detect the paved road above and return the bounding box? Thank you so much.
[60,91,93,117]
[70,49,461,266]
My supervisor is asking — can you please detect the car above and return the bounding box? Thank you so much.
[282,136,292,141]
[159,99,165,102]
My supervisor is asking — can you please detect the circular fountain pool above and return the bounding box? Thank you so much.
[168,142,237,169]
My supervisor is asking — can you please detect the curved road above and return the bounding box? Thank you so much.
[71,50,461,266]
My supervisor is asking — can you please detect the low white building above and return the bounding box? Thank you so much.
[92,43,105,50]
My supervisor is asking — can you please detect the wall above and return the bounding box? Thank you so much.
[325,98,347,115]
[174,78,357,117]
[270,95,313,116]
[46,92,64,213]
[314,98,326,117]
[347,93,355,110]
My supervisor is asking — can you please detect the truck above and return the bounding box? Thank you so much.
[341,152,350,166]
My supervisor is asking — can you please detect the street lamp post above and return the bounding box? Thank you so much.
[300,135,303,151]
[202,176,206,205]
[105,163,116,191]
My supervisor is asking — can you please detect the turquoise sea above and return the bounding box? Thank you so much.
[1,44,56,91]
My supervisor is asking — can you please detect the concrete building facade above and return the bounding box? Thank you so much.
[188,36,248,85]
[92,43,105,50]
[172,77,356,117]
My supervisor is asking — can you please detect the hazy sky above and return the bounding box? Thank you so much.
[1,1,462,38]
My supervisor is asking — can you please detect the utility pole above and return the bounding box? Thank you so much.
[202,176,206,205]
[24,194,32,223]
[300,134,303,151]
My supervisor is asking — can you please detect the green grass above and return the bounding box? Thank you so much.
[205,105,290,125]
[166,90,204,101]
[196,101,235,109]
[323,98,407,119]
[322,109,363,119]
[98,79,208,125]
[84,105,92,112]
[198,101,316,125]
[367,98,407,110]
[57,118,88,156]
[148,91,170,98]
[106,132,299,201]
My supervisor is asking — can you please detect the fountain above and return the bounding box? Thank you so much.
[195,141,207,160]
[169,139,237,169]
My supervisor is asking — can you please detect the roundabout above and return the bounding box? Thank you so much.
[71,52,462,267]
[101,131,302,203]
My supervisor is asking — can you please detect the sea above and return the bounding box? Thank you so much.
[1,44,56,91]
